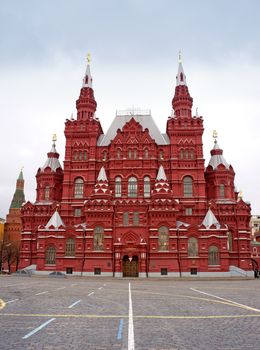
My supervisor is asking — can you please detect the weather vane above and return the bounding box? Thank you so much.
[52,133,57,143]
[213,130,218,140]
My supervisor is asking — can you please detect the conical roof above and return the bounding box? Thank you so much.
[10,169,25,209]
[208,139,230,170]
[156,165,167,181]
[42,139,62,172]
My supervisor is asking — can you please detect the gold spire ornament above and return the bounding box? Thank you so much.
[213,130,218,140]
[52,133,57,143]
[87,52,91,64]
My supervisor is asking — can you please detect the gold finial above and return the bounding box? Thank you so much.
[238,190,243,199]
[213,130,218,140]
[52,133,57,143]
[178,50,182,63]
[87,52,91,64]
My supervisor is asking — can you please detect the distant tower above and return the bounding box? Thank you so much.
[4,168,25,244]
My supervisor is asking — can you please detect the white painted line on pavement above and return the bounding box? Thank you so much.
[88,292,94,296]
[98,287,103,290]
[190,288,260,312]
[68,300,81,309]
[22,318,56,339]
[56,287,66,291]
[128,282,135,350]
[6,299,19,304]
[71,284,77,287]
[35,291,49,296]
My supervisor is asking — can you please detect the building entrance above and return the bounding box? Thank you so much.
[122,255,138,277]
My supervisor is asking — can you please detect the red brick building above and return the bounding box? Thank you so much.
[19,57,253,277]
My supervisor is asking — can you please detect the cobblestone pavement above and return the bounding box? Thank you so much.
[1,276,260,349]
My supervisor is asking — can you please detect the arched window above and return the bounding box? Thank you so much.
[79,152,82,161]
[220,184,225,198]
[123,212,129,226]
[45,186,50,200]
[133,212,139,226]
[83,151,87,161]
[159,150,164,160]
[102,151,107,161]
[128,149,132,159]
[144,148,149,159]
[46,246,56,265]
[117,149,121,159]
[94,226,104,251]
[133,149,138,159]
[115,177,122,197]
[183,176,193,197]
[66,238,75,256]
[158,226,169,251]
[144,176,150,198]
[180,150,184,159]
[227,232,233,251]
[188,237,198,257]
[208,246,219,265]
[190,149,194,159]
[185,150,189,159]
[128,177,137,198]
[74,178,84,198]
[74,152,78,161]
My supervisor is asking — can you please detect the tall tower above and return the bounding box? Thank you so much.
[36,135,63,203]
[205,131,236,201]
[167,53,206,220]
[62,55,103,218]
[4,168,25,243]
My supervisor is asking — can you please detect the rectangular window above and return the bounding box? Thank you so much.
[94,268,101,275]
[74,208,82,217]
[161,268,168,276]
[123,212,129,226]
[185,208,192,215]
[133,212,139,226]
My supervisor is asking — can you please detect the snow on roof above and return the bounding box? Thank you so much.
[45,211,65,230]
[201,209,220,229]
[97,112,169,146]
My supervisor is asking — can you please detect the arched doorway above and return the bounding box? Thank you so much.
[123,255,138,277]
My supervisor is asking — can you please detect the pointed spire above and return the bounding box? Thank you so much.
[18,167,24,180]
[176,51,187,86]
[97,166,108,182]
[41,135,62,172]
[82,53,93,88]
[172,52,193,118]
[156,165,167,181]
[10,169,25,209]
[76,54,97,121]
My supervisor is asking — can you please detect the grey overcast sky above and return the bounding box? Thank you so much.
[0,0,260,217]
